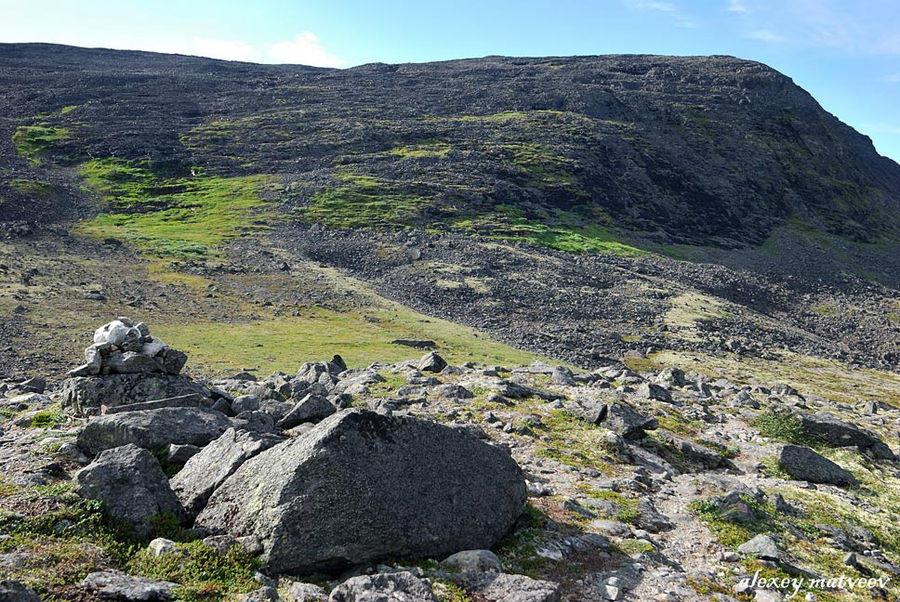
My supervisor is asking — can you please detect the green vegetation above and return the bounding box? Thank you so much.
[75,158,275,259]
[12,124,71,164]
[388,139,451,159]
[303,176,429,231]
[534,411,617,474]
[452,205,644,256]
[688,496,774,548]
[0,481,262,601]
[575,483,640,523]
[153,306,540,375]
[127,541,260,601]
[753,409,812,446]
[6,179,54,197]
[503,142,580,190]
[431,580,472,602]
[29,405,66,429]
[493,504,554,578]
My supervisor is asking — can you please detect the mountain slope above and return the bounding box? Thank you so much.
[2,44,899,254]
[0,44,897,376]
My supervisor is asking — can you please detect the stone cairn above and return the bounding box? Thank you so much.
[68,318,187,378]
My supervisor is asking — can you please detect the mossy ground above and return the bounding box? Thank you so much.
[0,474,260,600]
[154,307,541,376]
[75,159,276,260]
[12,124,71,164]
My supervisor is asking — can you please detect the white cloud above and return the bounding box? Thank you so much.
[190,38,257,62]
[624,0,696,28]
[882,73,900,83]
[267,31,344,67]
[727,0,748,14]
[746,29,788,43]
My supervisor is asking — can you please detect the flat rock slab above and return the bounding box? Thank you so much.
[77,407,233,456]
[330,572,437,602]
[196,409,526,574]
[82,570,177,601]
[452,572,561,602]
[61,373,210,417]
[103,393,206,414]
[799,411,895,460]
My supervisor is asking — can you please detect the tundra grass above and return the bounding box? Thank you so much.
[152,305,541,376]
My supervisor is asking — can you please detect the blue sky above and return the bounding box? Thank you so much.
[2,0,898,161]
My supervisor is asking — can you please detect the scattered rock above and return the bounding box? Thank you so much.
[418,351,447,373]
[737,534,781,561]
[74,443,186,537]
[598,402,658,439]
[635,382,672,403]
[167,443,202,465]
[452,572,560,602]
[277,393,336,429]
[656,431,725,469]
[196,409,526,574]
[285,581,328,601]
[148,538,178,557]
[442,549,503,573]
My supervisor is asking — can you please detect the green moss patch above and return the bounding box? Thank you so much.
[75,159,275,260]
[6,179,55,198]
[12,124,71,164]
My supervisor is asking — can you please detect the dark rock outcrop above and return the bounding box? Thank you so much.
[798,411,895,460]
[778,445,858,487]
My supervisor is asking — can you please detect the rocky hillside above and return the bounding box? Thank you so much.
[0,44,899,601]
[2,44,900,254]
[0,318,898,601]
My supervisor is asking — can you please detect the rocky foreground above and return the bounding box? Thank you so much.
[0,319,898,601]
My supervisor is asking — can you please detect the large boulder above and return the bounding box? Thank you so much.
[196,409,526,574]
[170,428,283,519]
[798,411,895,460]
[77,407,233,456]
[778,445,858,487]
[74,444,186,536]
[60,373,210,417]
